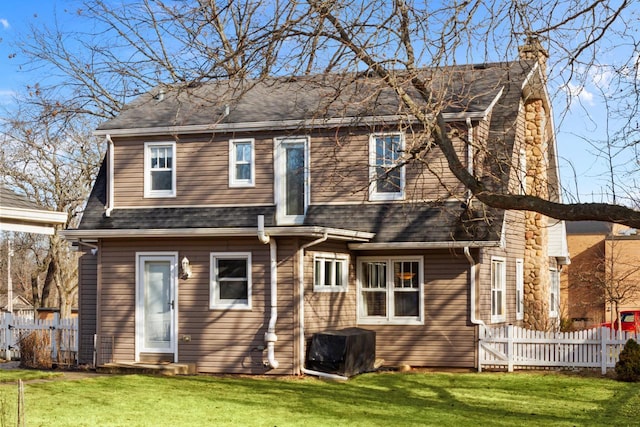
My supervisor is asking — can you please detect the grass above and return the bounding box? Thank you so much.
[0,370,636,426]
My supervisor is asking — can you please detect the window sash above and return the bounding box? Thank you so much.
[210,253,252,309]
[358,258,422,324]
[145,142,176,197]
[491,258,506,322]
[369,133,405,201]
[230,139,255,186]
[313,255,348,291]
[549,269,559,318]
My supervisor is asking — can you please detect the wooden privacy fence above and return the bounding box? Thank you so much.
[0,313,78,365]
[479,325,636,374]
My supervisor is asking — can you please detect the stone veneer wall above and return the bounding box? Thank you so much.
[523,99,551,329]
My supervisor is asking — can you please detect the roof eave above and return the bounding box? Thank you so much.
[93,108,496,138]
[62,226,375,242]
[348,240,502,250]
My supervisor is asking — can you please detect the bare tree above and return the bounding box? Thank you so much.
[5,0,640,227]
[0,88,103,316]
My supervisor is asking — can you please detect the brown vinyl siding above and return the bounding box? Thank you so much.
[113,128,469,208]
[97,237,297,374]
[113,134,274,207]
[303,241,357,334]
[359,250,476,368]
[304,248,476,368]
[78,250,98,365]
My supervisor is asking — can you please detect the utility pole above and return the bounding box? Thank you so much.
[7,238,13,313]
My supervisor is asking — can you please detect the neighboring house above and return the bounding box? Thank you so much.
[0,185,68,235]
[0,295,35,320]
[63,41,569,374]
[1,185,67,315]
[562,221,640,329]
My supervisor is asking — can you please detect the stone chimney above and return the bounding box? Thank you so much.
[519,36,549,77]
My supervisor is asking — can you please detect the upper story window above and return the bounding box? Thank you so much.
[144,142,176,198]
[518,148,527,195]
[313,253,349,292]
[210,252,252,310]
[229,139,255,187]
[357,256,423,325]
[274,137,309,225]
[491,257,506,323]
[369,133,405,201]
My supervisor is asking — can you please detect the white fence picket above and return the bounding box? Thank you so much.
[479,325,635,374]
[0,312,78,364]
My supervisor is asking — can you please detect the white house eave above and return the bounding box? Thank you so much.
[348,240,502,250]
[62,226,374,242]
[93,108,497,138]
[0,206,68,224]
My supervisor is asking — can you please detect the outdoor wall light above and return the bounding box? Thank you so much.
[181,256,192,279]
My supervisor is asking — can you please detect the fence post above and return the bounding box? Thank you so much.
[51,313,59,362]
[5,313,12,361]
[507,324,514,373]
[600,327,607,375]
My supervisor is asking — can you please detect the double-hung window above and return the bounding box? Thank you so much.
[210,253,252,310]
[369,133,405,201]
[491,257,506,323]
[144,142,176,197]
[313,253,349,292]
[357,257,423,325]
[549,268,560,318]
[229,139,255,187]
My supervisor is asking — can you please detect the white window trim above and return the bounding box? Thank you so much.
[229,138,255,187]
[274,136,310,225]
[210,252,252,310]
[515,258,524,321]
[313,252,349,292]
[144,141,177,198]
[357,256,424,326]
[490,256,506,324]
[549,267,559,318]
[368,132,405,201]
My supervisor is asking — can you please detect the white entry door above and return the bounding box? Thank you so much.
[136,253,178,361]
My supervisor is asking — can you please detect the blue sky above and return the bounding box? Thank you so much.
[0,1,635,204]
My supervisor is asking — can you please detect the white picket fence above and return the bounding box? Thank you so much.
[479,324,635,374]
[0,313,78,364]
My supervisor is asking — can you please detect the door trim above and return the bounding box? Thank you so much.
[135,252,179,362]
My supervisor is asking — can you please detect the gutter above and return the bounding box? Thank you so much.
[105,135,115,217]
[464,246,487,373]
[297,232,349,380]
[93,108,498,138]
[258,215,278,369]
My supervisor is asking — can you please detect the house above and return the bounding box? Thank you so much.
[562,221,640,328]
[63,41,569,374]
[0,295,35,320]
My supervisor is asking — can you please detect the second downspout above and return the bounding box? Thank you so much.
[105,135,115,217]
[298,232,348,380]
[464,246,487,372]
[258,215,279,369]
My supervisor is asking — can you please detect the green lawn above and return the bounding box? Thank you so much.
[0,370,636,426]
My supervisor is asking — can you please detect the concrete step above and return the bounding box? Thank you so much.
[96,362,197,376]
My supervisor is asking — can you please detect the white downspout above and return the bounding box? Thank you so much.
[257,215,278,369]
[105,135,115,217]
[464,246,487,372]
[78,240,99,256]
[298,232,348,380]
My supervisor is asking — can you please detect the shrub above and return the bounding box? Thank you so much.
[615,338,640,382]
[18,331,52,369]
